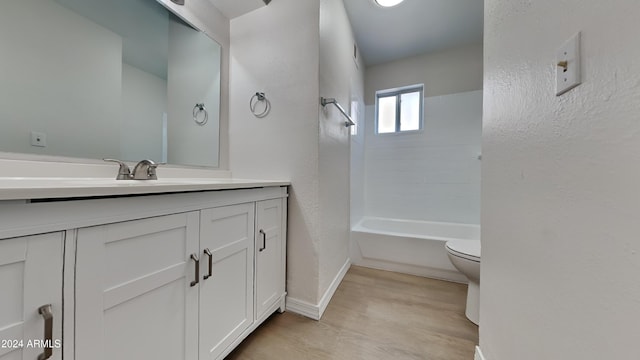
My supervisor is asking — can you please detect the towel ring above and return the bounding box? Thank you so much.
[193,103,208,126]
[250,92,271,118]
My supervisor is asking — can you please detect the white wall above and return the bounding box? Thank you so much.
[318,0,365,299]
[365,43,483,105]
[364,90,482,224]
[229,0,322,305]
[481,1,640,359]
[121,63,166,162]
[230,0,363,311]
[0,0,122,159]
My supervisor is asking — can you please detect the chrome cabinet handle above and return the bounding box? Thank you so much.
[37,304,53,360]
[190,254,199,287]
[259,229,266,252]
[203,248,213,280]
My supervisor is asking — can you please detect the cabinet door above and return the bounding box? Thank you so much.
[199,203,254,360]
[255,199,285,321]
[0,232,63,360]
[75,213,199,360]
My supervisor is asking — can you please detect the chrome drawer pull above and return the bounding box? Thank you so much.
[37,304,53,360]
[203,248,213,280]
[259,229,266,252]
[190,254,199,287]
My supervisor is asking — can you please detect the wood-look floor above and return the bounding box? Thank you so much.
[226,266,478,360]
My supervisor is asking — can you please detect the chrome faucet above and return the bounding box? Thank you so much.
[103,159,160,180]
[131,159,159,180]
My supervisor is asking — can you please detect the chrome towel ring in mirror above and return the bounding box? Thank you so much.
[193,103,208,126]
[250,92,271,118]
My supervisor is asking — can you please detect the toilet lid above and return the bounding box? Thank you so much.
[445,240,481,262]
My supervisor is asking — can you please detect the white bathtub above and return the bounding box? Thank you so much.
[350,217,480,282]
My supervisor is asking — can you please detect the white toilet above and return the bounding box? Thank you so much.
[445,239,481,325]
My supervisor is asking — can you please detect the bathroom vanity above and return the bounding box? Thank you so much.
[0,0,283,357]
[0,179,288,360]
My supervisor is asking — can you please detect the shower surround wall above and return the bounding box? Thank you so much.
[229,0,364,319]
[364,90,482,224]
[360,44,483,225]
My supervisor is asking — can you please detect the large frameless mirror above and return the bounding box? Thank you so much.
[0,0,221,167]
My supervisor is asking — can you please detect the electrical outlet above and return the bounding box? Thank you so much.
[31,131,47,147]
[556,32,581,96]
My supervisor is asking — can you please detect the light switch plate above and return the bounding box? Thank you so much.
[556,32,581,96]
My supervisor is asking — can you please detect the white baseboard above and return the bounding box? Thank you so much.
[285,297,319,320]
[475,346,486,360]
[286,258,351,320]
[318,258,351,318]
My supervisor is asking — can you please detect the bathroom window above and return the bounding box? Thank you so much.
[375,84,424,134]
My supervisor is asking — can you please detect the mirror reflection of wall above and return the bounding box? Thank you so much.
[0,0,221,167]
[168,19,221,167]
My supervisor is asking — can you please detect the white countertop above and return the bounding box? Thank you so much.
[0,177,290,201]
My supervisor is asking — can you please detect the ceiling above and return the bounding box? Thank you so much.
[343,0,483,66]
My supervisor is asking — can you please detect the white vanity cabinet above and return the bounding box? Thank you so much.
[0,232,64,360]
[198,199,288,359]
[0,182,287,360]
[74,213,200,360]
[75,200,285,360]
[0,185,288,360]
[255,198,286,322]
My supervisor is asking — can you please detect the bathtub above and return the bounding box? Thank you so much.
[350,217,480,282]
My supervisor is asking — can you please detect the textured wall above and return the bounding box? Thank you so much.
[229,0,322,304]
[482,1,640,359]
[230,0,364,308]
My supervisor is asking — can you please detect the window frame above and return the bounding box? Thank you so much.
[374,84,424,135]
